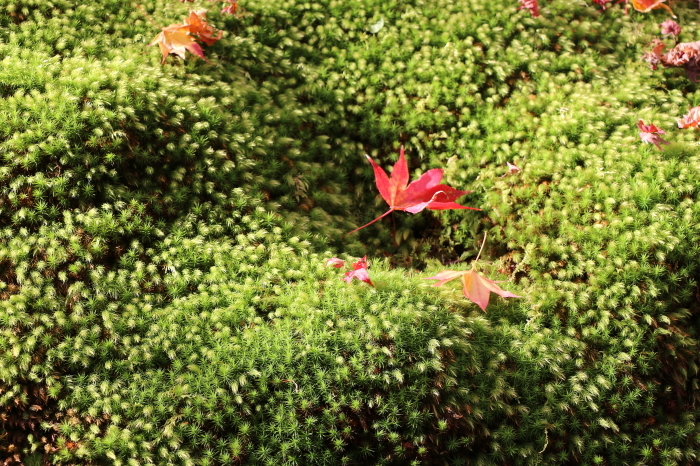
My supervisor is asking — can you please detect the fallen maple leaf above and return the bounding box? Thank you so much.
[630,0,676,17]
[325,256,374,286]
[518,0,540,17]
[677,106,700,129]
[149,23,206,63]
[637,120,670,150]
[424,269,521,312]
[348,146,479,234]
[660,19,681,37]
[663,41,700,82]
[343,257,374,287]
[184,10,223,46]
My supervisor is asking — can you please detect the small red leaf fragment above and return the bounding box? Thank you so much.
[637,120,670,150]
[518,0,540,17]
[591,0,613,11]
[349,146,479,234]
[424,269,521,312]
[677,106,700,129]
[642,39,667,70]
[343,257,374,287]
[220,0,240,16]
[326,256,374,287]
[325,257,346,268]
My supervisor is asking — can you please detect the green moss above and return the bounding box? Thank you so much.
[2,0,700,464]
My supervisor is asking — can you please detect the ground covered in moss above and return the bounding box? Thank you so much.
[1,0,700,464]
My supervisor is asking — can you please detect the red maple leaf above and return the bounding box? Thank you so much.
[348,146,479,234]
[424,269,521,312]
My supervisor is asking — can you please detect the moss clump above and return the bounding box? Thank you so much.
[2,0,700,464]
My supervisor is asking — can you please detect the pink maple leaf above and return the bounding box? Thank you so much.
[637,120,670,150]
[660,19,681,37]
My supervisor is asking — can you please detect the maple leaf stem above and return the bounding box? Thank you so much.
[475,231,488,262]
[346,210,393,235]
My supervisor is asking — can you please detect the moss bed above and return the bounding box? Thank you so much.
[2,0,700,464]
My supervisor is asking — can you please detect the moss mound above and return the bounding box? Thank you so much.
[1,0,700,464]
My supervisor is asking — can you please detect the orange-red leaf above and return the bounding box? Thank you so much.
[424,269,521,312]
[149,23,205,63]
[630,0,675,17]
[184,10,223,46]
[349,146,479,234]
